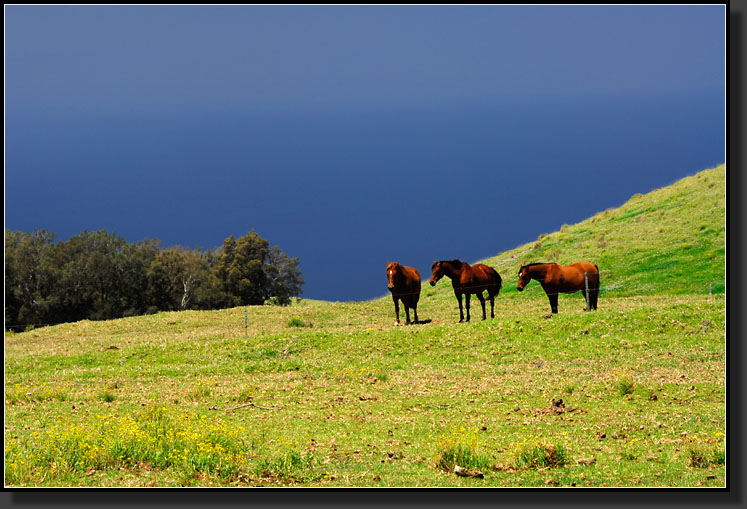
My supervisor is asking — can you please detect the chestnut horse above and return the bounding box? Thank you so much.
[516,262,600,314]
[429,260,502,322]
[386,262,421,325]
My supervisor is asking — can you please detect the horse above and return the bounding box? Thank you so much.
[386,262,421,326]
[429,260,502,322]
[516,262,600,314]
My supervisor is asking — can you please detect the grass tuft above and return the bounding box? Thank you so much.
[434,426,491,473]
[513,437,570,469]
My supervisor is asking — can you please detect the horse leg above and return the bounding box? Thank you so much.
[455,292,464,322]
[404,303,411,325]
[548,293,559,314]
[465,293,471,322]
[489,295,495,318]
[393,297,401,326]
[581,287,589,311]
[591,287,599,310]
[412,300,419,324]
[477,293,487,320]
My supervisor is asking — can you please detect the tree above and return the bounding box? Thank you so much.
[264,246,304,305]
[147,248,185,312]
[4,229,59,330]
[214,230,269,305]
[56,230,137,321]
[213,230,303,306]
[147,246,212,311]
[5,227,304,329]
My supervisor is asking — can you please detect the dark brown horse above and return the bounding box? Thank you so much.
[517,262,600,313]
[386,262,421,326]
[429,260,502,322]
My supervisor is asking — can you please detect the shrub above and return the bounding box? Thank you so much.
[237,384,255,403]
[98,391,116,403]
[513,437,569,468]
[687,435,725,468]
[287,317,310,328]
[187,378,215,401]
[614,370,635,396]
[616,378,635,396]
[434,426,491,472]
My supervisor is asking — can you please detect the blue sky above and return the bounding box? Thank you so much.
[5,5,726,301]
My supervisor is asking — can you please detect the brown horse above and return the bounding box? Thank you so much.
[516,262,600,313]
[386,262,421,326]
[429,260,502,322]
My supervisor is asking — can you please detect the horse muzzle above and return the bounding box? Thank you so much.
[516,285,524,292]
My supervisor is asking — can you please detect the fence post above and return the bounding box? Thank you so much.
[584,272,590,311]
[244,309,248,339]
[709,283,712,295]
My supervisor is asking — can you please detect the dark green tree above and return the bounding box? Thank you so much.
[5,227,303,329]
[215,230,270,305]
[57,230,133,321]
[213,230,302,306]
[264,246,304,305]
[147,246,213,311]
[4,229,59,330]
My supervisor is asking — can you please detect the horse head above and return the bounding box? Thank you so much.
[386,261,400,291]
[429,260,444,286]
[516,265,531,292]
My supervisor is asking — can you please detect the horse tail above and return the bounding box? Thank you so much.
[494,267,502,295]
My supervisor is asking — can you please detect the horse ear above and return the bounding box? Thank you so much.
[386,261,389,266]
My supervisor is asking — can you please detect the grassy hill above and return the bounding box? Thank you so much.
[423,163,725,308]
[4,165,726,487]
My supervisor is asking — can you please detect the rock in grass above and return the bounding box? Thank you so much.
[454,465,484,479]
[576,458,597,466]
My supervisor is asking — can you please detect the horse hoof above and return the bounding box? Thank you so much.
[394,321,400,326]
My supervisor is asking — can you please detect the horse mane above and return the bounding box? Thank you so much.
[435,259,463,270]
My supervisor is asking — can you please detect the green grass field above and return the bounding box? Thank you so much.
[4,165,726,487]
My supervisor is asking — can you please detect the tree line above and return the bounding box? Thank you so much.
[4,229,303,331]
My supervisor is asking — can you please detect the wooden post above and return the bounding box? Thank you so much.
[244,309,248,339]
[709,283,713,295]
[584,272,590,311]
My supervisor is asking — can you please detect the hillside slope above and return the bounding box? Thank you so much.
[422,164,725,307]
